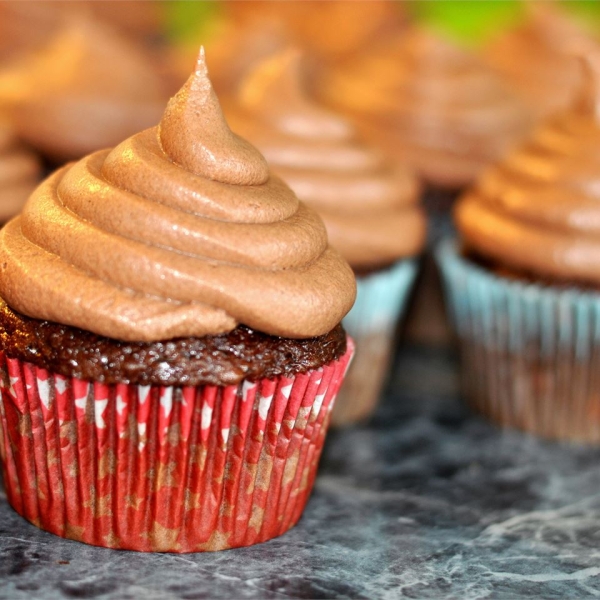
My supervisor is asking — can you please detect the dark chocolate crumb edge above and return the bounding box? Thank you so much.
[0,300,347,386]
[463,247,600,292]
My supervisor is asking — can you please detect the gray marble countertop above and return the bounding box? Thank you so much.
[2,344,600,600]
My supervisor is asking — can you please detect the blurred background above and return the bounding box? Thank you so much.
[1,0,600,255]
[1,0,599,164]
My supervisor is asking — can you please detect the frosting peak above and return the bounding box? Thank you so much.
[159,49,269,186]
[0,53,356,341]
[238,49,353,141]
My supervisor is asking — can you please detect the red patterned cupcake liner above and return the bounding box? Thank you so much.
[0,339,354,553]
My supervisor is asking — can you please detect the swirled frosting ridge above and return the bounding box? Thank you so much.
[0,50,356,341]
[227,50,426,269]
[456,55,600,285]
[319,28,533,189]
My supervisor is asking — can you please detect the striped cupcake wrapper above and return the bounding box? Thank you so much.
[437,239,600,442]
[0,339,354,552]
[333,260,418,426]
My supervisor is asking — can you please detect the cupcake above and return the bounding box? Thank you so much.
[85,0,166,42]
[484,4,589,121]
[318,27,534,346]
[0,50,356,552]
[226,50,426,426]
[0,121,40,223]
[438,55,600,442]
[0,15,169,162]
[319,27,533,224]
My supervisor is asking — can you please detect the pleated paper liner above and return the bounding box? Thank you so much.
[333,261,417,426]
[437,239,600,443]
[0,339,354,553]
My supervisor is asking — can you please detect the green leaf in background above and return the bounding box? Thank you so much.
[162,0,600,48]
[407,0,600,46]
[564,0,600,33]
[407,0,525,47]
[163,1,223,44]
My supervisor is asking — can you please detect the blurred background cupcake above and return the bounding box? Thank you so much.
[0,9,170,163]
[0,119,40,223]
[0,0,165,59]
[226,50,426,426]
[317,25,533,227]
[315,20,534,346]
[438,52,600,443]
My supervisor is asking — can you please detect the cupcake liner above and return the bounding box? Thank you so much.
[437,239,600,442]
[0,339,354,552]
[333,260,417,426]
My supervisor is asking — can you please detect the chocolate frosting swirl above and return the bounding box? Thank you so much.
[319,28,533,189]
[456,56,600,285]
[226,51,426,269]
[0,16,167,161]
[0,123,40,223]
[0,51,356,342]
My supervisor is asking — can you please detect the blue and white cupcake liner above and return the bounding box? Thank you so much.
[333,259,418,426]
[437,239,600,442]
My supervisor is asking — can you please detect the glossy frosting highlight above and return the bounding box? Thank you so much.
[0,123,40,223]
[0,51,356,342]
[456,55,600,285]
[228,50,426,269]
[319,28,533,189]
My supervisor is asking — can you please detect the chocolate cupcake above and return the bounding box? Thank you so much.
[0,14,169,162]
[226,50,426,425]
[0,51,356,552]
[0,121,40,223]
[438,55,600,442]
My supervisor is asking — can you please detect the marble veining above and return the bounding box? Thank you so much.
[2,345,600,599]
